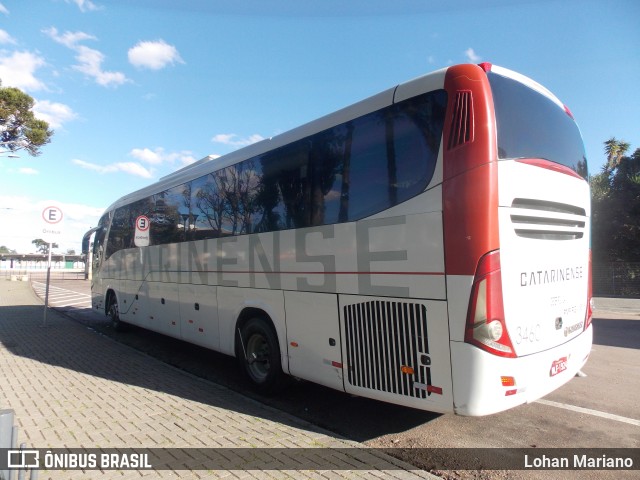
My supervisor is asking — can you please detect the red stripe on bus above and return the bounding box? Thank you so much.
[516,158,586,181]
[188,270,445,276]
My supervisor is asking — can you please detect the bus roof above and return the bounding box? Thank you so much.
[104,63,562,213]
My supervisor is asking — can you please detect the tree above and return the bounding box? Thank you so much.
[604,137,630,172]
[31,239,59,254]
[0,245,16,254]
[591,138,640,263]
[0,80,54,156]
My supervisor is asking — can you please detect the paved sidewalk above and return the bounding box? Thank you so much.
[0,280,434,479]
[593,297,640,317]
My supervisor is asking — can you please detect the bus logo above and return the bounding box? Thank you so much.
[550,357,568,377]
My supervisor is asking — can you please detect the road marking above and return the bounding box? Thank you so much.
[537,399,640,426]
[32,282,91,309]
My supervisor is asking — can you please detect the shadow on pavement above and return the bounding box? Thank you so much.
[1,284,439,444]
[592,318,640,350]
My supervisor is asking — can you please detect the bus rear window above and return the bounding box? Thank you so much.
[488,72,588,179]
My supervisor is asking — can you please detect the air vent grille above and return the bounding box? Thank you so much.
[448,90,473,149]
[510,198,586,240]
[344,300,431,399]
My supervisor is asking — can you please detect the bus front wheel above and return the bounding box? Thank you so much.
[238,317,285,394]
[107,296,127,332]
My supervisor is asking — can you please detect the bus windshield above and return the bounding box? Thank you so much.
[489,71,588,179]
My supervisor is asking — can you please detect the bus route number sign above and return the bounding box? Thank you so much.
[134,215,150,247]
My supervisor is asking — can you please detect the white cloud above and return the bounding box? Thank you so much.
[128,40,184,70]
[73,45,128,87]
[464,48,482,63]
[18,167,39,175]
[129,147,197,166]
[33,100,78,129]
[130,147,163,165]
[73,159,153,178]
[71,148,198,181]
[0,4,8,15]
[0,29,16,44]
[112,162,153,178]
[44,27,129,88]
[0,50,47,91]
[66,0,100,12]
[212,133,265,148]
[42,27,96,49]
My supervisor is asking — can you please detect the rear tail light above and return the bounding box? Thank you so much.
[464,250,517,358]
[585,250,593,331]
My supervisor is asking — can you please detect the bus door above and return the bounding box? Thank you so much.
[178,284,220,350]
[143,279,181,338]
[285,291,344,392]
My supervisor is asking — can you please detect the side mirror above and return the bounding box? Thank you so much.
[81,227,100,255]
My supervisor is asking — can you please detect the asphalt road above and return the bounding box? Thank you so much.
[32,279,640,479]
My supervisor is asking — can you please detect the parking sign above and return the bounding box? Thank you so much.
[41,205,64,243]
[135,215,150,247]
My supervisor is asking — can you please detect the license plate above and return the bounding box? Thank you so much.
[550,357,568,377]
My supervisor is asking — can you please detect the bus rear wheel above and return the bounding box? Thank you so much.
[238,317,285,394]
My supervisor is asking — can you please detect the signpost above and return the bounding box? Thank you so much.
[41,205,64,326]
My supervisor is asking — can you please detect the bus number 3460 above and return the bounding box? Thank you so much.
[515,324,542,344]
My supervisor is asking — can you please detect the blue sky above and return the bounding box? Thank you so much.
[0,0,638,254]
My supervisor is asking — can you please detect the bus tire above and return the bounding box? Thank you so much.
[238,317,285,394]
[107,296,127,332]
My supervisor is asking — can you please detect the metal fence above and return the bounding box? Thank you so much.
[0,270,86,282]
[593,262,640,298]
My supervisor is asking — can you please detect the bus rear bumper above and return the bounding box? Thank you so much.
[450,324,593,416]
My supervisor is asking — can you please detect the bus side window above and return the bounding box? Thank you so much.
[391,91,446,202]
[105,206,131,258]
[157,186,186,244]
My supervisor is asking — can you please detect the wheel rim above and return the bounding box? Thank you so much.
[246,332,271,382]
[109,302,119,323]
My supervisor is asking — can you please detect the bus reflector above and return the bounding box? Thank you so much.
[501,376,515,387]
[585,250,593,331]
[505,389,518,396]
[427,385,443,395]
[401,365,415,375]
[464,250,517,358]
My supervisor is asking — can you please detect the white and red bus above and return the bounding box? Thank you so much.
[83,63,592,416]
